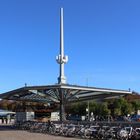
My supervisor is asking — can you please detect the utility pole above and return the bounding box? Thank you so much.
[86,77,90,121]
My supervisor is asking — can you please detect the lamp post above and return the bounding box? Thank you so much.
[86,101,90,121]
[86,102,90,121]
[86,77,90,121]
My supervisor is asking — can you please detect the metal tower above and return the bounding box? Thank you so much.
[56,8,68,84]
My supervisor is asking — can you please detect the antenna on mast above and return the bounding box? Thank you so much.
[56,8,68,84]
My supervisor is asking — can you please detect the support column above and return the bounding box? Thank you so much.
[59,89,66,121]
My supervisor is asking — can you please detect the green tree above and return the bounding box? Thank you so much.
[66,102,87,116]
[88,101,98,115]
[114,108,121,116]
[97,102,110,116]
[113,97,132,116]
[131,101,140,114]
[89,101,110,116]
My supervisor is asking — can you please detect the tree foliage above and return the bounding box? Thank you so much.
[65,102,87,116]
[65,97,138,117]
[112,97,132,116]
[66,101,111,117]
[131,101,140,113]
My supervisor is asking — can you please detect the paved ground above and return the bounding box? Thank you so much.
[0,124,78,140]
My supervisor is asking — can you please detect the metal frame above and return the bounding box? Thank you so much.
[0,84,132,121]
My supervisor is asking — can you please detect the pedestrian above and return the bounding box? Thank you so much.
[7,114,11,124]
[5,117,8,124]
[2,117,4,124]
[47,120,51,131]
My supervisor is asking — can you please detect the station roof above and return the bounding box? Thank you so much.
[0,84,132,103]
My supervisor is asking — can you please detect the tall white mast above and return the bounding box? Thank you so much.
[56,8,68,84]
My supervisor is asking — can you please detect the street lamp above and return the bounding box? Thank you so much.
[86,77,90,121]
[86,101,90,121]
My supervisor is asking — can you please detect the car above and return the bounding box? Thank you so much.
[130,114,140,122]
[67,115,81,121]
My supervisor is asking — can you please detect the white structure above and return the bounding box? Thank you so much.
[51,112,60,121]
[56,8,68,84]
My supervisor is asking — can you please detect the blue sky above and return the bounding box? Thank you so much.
[0,0,140,93]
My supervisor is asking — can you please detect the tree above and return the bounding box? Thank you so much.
[96,102,110,116]
[131,101,140,114]
[65,102,87,116]
[88,101,110,116]
[113,97,132,116]
[88,101,98,115]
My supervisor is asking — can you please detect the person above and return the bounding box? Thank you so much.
[47,120,52,132]
[7,114,11,124]
[5,117,8,124]
[2,117,4,124]
[48,120,51,126]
